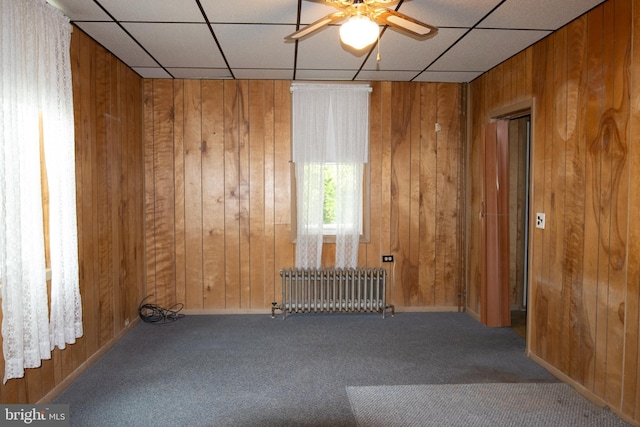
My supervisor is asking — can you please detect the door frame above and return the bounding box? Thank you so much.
[483,99,535,343]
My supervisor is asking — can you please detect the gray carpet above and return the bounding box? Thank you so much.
[347,383,631,426]
[52,312,617,426]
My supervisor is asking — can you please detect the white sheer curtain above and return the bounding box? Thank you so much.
[39,1,83,353]
[291,83,370,269]
[292,87,330,269]
[0,0,81,383]
[294,163,325,269]
[332,88,368,268]
[334,163,364,268]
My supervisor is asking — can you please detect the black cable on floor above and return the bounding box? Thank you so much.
[138,295,185,325]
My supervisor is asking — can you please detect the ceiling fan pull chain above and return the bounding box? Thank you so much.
[376,29,381,61]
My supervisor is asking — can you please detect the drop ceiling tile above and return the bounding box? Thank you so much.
[428,28,550,72]
[200,0,298,24]
[479,0,605,30]
[213,24,295,69]
[131,67,172,79]
[98,0,204,22]
[362,28,467,72]
[413,70,483,83]
[398,0,503,28]
[165,68,232,79]
[47,0,111,21]
[233,69,295,80]
[49,0,603,82]
[355,70,421,81]
[300,1,352,24]
[295,69,359,81]
[122,22,226,68]
[74,22,157,67]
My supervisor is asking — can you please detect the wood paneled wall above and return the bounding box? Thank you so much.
[467,0,640,422]
[0,29,145,404]
[143,81,465,311]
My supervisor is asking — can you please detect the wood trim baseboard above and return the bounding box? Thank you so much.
[183,306,462,316]
[182,308,272,315]
[393,306,460,313]
[37,317,141,404]
[527,351,639,427]
[465,307,481,321]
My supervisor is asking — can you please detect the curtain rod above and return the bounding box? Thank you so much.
[290,83,372,93]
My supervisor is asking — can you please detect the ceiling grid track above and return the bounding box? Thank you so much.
[50,0,605,82]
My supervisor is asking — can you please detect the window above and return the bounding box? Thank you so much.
[290,83,371,268]
[292,163,370,242]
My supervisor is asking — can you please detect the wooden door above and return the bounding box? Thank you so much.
[481,120,511,327]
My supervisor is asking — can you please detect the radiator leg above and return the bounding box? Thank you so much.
[383,303,395,319]
[271,301,283,318]
[282,270,289,319]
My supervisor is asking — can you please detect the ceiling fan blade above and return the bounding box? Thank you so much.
[285,11,347,41]
[372,9,437,38]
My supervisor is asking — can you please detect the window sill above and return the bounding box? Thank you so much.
[291,235,370,244]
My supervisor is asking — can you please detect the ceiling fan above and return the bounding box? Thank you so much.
[284,0,438,50]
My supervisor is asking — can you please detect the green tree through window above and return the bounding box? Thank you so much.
[323,164,336,225]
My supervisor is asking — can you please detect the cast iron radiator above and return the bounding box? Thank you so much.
[271,268,395,319]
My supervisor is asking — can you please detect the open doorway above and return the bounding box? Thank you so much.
[507,115,531,339]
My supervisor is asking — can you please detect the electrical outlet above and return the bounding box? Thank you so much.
[536,213,546,229]
[382,255,394,263]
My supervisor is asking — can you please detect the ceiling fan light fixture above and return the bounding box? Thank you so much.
[339,15,379,50]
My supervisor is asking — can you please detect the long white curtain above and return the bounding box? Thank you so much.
[292,88,330,269]
[39,1,83,352]
[332,88,368,268]
[292,84,369,269]
[0,0,82,383]
[334,163,364,268]
[294,163,325,269]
